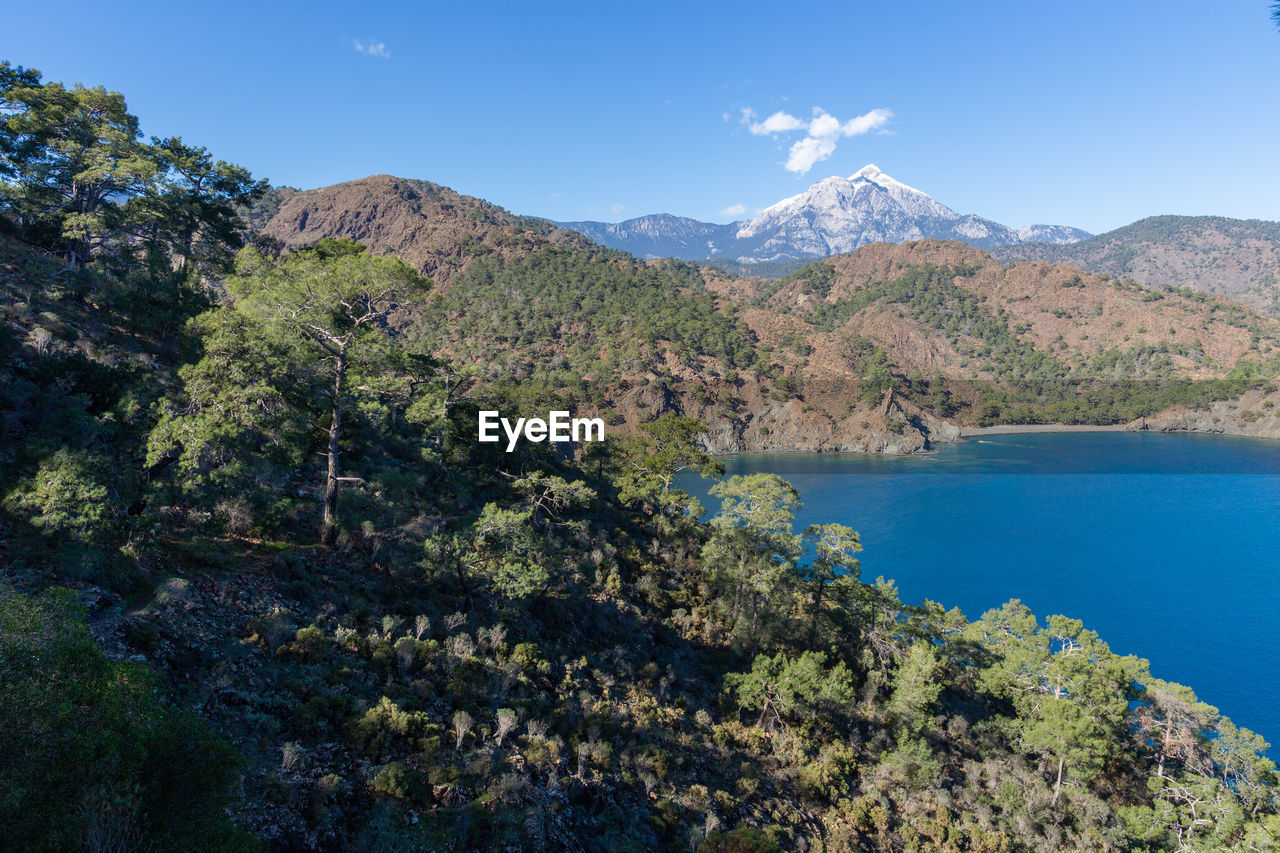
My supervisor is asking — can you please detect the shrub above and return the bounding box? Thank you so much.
[0,584,253,851]
[698,826,781,853]
[350,697,440,758]
[279,625,328,662]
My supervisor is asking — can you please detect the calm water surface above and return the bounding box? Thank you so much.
[679,432,1280,742]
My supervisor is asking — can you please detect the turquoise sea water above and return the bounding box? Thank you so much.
[677,432,1280,743]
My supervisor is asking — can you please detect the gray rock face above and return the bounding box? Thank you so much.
[1127,387,1280,440]
[1016,224,1093,244]
[556,214,738,259]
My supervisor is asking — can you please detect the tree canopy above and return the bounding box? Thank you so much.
[148,238,433,544]
[0,61,264,271]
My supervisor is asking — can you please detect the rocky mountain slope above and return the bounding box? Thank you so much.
[555,214,737,261]
[993,215,1280,316]
[750,241,1269,380]
[258,175,592,286]
[255,177,1280,454]
[555,165,1090,263]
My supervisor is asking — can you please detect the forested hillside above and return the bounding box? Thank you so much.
[254,181,1280,451]
[723,242,1280,431]
[992,216,1280,317]
[3,62,1279,852]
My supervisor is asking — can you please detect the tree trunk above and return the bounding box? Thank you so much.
[1052,756,1065,807]
[179,229,194,275]
[454,558,474,612]
[1158,717,1171,778]
[321,349,346,547]
[809,578,828,644]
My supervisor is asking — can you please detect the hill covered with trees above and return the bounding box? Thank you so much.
[2,61,1279,851]
[253,179,1280,451]
[992,216,1280,317]
[257,176,594,288]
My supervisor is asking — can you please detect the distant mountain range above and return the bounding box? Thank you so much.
[992,215,1280,315]
[557,165,1092,263]
[251,174,1280,319]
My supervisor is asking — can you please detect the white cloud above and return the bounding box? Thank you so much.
[610,202,625,216]
[748,110,807,136]
[842,108,893,137]
[807,112,841,139]
[719,203,747,217]
[740,105,894,173]
[785,136,838,173]
[353,39,390,58]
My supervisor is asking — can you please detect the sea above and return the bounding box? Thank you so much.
[677,431,1280,743]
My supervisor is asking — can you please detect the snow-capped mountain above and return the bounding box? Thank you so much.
[555,165,1089,263]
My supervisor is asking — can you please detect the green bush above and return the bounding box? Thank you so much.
[0,584,254,851]
[698,826,782,853]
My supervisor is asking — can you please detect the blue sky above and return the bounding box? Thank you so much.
[3,1,1279,233]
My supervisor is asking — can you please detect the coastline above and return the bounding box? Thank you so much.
[958,423,1130,437]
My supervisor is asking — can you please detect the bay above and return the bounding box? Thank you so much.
[678,432,1280,742]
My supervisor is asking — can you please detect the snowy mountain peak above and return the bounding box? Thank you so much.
[735,165,959,250]
[556,167,1090,265]
[850,164,908,192]
[848,164,956,220]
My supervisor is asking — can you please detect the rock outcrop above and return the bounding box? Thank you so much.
[1127,386,1280,439]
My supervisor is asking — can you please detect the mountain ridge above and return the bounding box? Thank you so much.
[555,164,1092,263]
[992,214,1280,315]
[253,175,1280,454]
[257,174,593,286]
[555,213,736,262]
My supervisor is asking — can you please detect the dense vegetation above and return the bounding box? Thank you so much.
[708,257,814,280]
[410,247,763,420]
[991,216,1280,317]
[772,260,1269,426]
[3,62,1280,851]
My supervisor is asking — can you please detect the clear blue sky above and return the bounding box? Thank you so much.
[4,1,1279,233]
